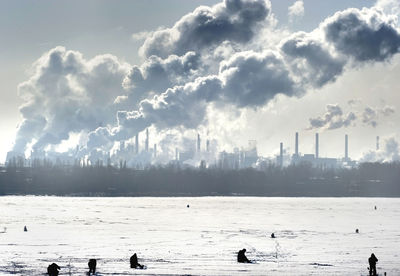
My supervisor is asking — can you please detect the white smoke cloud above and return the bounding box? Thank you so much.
[360,137,400,162]
[120,51,201,108]
[139,0,272,58]
[323,7,400,62]
[288,1,304,23]
[362,105,396,127]
[13,46,130,153]
[309,104,395,130]
[308,104,356,130]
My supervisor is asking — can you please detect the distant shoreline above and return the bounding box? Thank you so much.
[1,193,400,198]
[1,162,400,197]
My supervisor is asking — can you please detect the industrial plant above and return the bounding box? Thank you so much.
[5,130,380,171]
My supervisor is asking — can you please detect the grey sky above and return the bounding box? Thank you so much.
[2,0,396,163]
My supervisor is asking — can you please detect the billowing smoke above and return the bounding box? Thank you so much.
[361,137,400,162]
[323,7,400,62]
[308,104,356,130]
[288,0,304,23]
[120,51,202,109]
[139,0,271,58]
[9,0,400,165]
[308,104,395,130]
[362,105,396,127]
[13,46,129,154]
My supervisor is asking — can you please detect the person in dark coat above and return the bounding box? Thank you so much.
[237,248,252,263]
[368,253,378,276]
[130,253,144,269]
[88,259,97,274]
[47,263,60,276]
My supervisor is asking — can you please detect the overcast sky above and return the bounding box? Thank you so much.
[2,0,400,163]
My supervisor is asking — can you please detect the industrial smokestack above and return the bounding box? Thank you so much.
[175,147,179,161]
[376,136,380,151]
[135,134,139,154]
[280,142,283,167]
[295,132,299,156]
[345,134,348,160]
[197,134,201,153]
[145,128,149,152]
[315,133,319,159]
[154,143,157,158]
[206,139,210,152]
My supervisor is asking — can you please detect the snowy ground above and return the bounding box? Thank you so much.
[0,196,399,275]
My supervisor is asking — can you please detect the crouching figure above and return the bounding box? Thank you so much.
[237,248,252,263]
[130,253,144,269]
[47,263,60,276]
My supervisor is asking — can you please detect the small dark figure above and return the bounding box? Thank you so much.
[47,263,60,276]
[374,206,377,210]
[24,226,27,232]
[237,248,252,263]
[368,253,378,276]
[271,233,275,238]
[187,204,190,208]
[355,229,359,233]
[130,253,144,269]
[88,259,97,274]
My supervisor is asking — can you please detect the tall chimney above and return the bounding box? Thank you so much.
[135,134,139,154]
[295,132,299,156]
[145,128,149,152]
[154,143,157,158]
[197,134,201,153]
[280,142,283,167]
[175,147,179,161]
[206,139,210,152]
[345,134,348,160]
[376,136,380,151]
[315,133,319,159]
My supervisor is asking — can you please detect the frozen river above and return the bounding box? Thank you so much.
[0,196,399,275]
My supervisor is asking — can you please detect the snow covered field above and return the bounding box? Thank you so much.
[0,196,399,275]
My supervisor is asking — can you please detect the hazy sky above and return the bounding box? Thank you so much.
[2,0,400,163]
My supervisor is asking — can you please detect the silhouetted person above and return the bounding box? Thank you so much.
[88,259,96,274]
[187,204,190,208]
[368,253,378,276]
[130,253,144,269]
[271,233,275,238]
[24,226,27,232]
[237,248,252,263]
[355,229,359,233]
[47,263,60,276]
[374,206,377,210]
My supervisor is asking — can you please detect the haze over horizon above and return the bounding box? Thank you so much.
[1,0,400,165]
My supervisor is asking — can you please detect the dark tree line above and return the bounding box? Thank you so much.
[1,161,400,196]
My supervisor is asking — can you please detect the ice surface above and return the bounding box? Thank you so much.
[0,196,399,275]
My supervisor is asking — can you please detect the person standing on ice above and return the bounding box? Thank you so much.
[237,248,252,263]
[368,253,378,276]
[88,259,97,274]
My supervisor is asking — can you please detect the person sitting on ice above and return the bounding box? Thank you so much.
[271,233,275,238]
[368,253,378,276]
[88,259,97,274]
[47,263,60,276]
[130,253,144,269]
[237,248,252,263]
[24,226,27,232]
